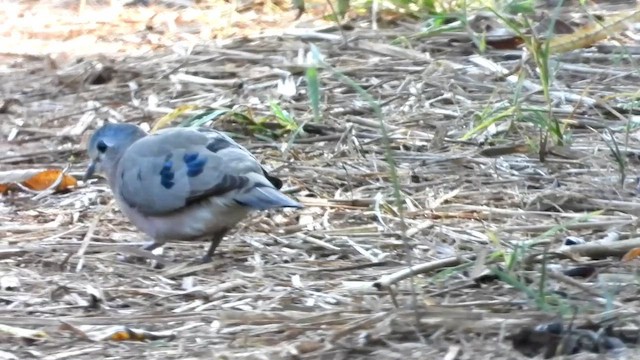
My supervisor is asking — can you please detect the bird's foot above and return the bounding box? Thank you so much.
[200,254,213,264]
[116,253,147,263]
[116,242,168,269]
[117,254,166,269]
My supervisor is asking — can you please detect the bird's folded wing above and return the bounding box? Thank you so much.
[115,128,272,216]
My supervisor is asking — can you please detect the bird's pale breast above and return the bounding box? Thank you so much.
[114,195,250,241]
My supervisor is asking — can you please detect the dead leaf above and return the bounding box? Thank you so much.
[548,9,640,54]
[60,324,176,342]
[0,324,48,340]
[151,104,199,133]
[21,169,77,192]
[292,340,325,354]
[479,143,529,157]
[485,35,524,50]
[622,247,640,262]
[106,327,176,342]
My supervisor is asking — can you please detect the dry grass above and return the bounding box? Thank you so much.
[3,1,640,359]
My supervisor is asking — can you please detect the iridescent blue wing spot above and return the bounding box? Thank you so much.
[159,155,175,189]
[183,152,207,177]
[184,152,198,163]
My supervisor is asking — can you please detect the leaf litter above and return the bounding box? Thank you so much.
[2,0,640,359]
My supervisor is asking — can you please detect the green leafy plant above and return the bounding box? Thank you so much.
[510,13,564,139]
[183,106,299,140]
[269,102,300,133]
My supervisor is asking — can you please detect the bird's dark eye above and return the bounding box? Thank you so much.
[96,140,108,153]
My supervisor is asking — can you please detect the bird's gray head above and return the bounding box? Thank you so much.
[84,123,147,182]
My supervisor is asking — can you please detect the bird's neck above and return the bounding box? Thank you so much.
[104,153,126,190]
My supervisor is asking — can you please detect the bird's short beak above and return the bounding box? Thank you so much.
[83,161,97,182]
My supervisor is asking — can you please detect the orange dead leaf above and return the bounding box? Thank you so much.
[0,184,9,194]
[622,247,640,262]
[110,329,145,342]
[108,327,175,342]
[21,169,77,192]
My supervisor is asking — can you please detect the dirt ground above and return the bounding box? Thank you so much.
[3,1,640,359]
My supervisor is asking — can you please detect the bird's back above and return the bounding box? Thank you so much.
[114,127,290,217]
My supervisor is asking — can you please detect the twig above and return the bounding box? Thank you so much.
[329,312,390,342]
[323,0,348,46]
[545,270,623,307]
[296,234,341,251]
[73,213,101,272]
[72,201,114,272]
[314,260,400,272]
[372,255,476,290]
[561,237,640,258]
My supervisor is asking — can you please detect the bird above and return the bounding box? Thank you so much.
[84,122,302,263]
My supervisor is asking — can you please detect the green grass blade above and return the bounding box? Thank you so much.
[183,108,232,128]
[337,0,350,18]
[305,66,322,123]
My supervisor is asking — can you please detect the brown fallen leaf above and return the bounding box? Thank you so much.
[21,169,77,192]
[0,168,77,195]
[479,144,530,157]
[292,340,325,354]
[485,35,525,50]
[59,323,175,342]
[548,9,640,54]
[621,247,640,262]
[109,327,176,342]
